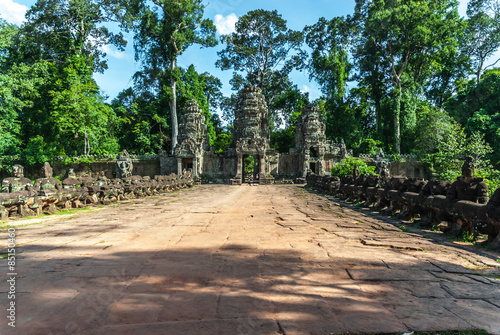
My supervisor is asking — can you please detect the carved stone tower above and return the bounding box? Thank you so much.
[174,99,208,176]
[231,85,271,184]
[295,105,328,177]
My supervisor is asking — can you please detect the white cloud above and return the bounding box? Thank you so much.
[458,0,467,17]
[300,84,322,101]
[301,85,312,94]
[102,44,130,60]
[214,13,238,35]
[0,0,27,26]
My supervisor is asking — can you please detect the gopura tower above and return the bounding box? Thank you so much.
[231,85,272,184]
[295,104,344,177]
[174,99,208,177]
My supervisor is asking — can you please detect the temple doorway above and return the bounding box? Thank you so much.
[243,154,260,183]
[182,158,193,172]
[309,162,317,174]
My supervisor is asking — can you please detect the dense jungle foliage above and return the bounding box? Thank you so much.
[1,0,500,185]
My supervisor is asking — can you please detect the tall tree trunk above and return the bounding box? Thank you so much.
[394,82,401,154]
[170,59,178,154]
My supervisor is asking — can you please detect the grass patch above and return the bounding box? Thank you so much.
[320,227,327,231]
[399,225,409,232]
[155,203,165,206]
[0,252,8,259]
[462,231,476,244]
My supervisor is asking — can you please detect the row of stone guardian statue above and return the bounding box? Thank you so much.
[0,162,193,220]
[306,157,500,250]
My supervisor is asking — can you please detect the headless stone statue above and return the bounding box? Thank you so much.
[62,168,80,189]
[1,164,33,193]
[34,162,61,192]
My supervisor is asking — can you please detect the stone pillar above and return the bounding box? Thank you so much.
[235,154,243,179]
[177,158,182,176]
[253,156,259,180]
[193,156,198,177]
[259,154,266,181]
[318,155,324,175]
[303,153,309,177]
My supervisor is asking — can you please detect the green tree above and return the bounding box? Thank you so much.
[304,16,353,103]
[464,0,500,83]
[8,0,128,160]
[0,20,23,171]
[177,65,217,146]
[17,0,127,73]
[216,9,303,89]
[422,120,492,181]
[49,56,117,155]
[216,9,304,126]
[354,0,463,153]
[129,0,217,153]
[446,68,500,165]
[111,87,169,154]
[331,157,376,178]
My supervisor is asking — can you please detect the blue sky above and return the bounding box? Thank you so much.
[0,0,472,103]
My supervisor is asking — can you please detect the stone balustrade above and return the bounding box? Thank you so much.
[0,172,194,221]
[306,173,500,250]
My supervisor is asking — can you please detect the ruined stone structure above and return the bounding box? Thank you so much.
[157,85,351,183]
[231,85,274,185]
[294,105,349,177]
[174,99,209,177]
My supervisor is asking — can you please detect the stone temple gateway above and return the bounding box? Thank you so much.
[231,86,273,185]
[160,85,350,183]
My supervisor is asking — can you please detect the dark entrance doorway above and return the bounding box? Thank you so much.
[182,158,193,172]
[243,154,260,183]
[309,162,317,174]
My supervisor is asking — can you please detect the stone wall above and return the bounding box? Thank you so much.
[201,151,237,183]
[278,153,300,176]
[159,153,178,176]
[389,161,428,179]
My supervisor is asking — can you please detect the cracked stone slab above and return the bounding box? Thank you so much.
[443,299,500,334]
[440,281,500,300]
[347,268,438,281]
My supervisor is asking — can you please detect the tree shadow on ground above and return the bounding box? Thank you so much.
[1,242,499,335]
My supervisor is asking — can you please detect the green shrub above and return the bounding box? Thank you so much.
[475,168,500,198]
[331,157,376,178]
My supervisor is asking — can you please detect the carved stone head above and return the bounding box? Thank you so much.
[461,156,475,178]
[12,164,24,178]
[68,168,76,179]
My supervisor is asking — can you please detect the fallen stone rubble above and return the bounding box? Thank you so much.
[306,173,500,250]
[0,172,194,221]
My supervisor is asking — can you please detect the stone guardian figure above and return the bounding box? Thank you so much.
[1,164,33,193]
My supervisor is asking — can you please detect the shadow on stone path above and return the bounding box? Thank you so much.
[1,185,499,335]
